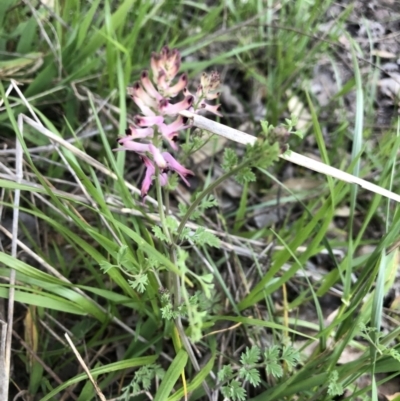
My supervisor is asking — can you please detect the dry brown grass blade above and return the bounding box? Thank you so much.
[0,83,23,401]
[65,333,107,401]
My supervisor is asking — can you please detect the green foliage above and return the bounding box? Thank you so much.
[218,364,234,381]
[327,370,343,397]
[181,131,211,156]
[221,380,247,401]
[160,302,181,320]
[152,225,168,242]
[178,194,218,220]
[264,345,284,378]
[235,166,256,185]
[222,122,284,185]
[222,148,239,171]
[238,367,261,387]
[119,364,165,400]
[281,344,301,371]
[220,344,300,400]
[128,273,148,293]
[240,345,261,365]
[165,216,179,232]
[189,227,221,247]
[166,173,179,190]
[99,245,156,293]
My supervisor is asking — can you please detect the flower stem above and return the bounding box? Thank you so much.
[155,167,171,244]
[176,161,250,238]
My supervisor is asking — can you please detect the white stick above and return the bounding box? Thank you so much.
[180,110,400,203]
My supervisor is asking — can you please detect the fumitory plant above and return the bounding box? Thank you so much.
[114,45,292,398]
[113,45,292,336]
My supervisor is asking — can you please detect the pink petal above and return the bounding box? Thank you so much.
[159,128,179,150]
[161,152,194,186]
[159,172,169,186]
[150,52,162,82]
[117,139,151,153]
[157,70,168,90]
[140,71,163,101]
[199,102,223,117]
[133,96,155,116]
[164,73,188,98]
[131,82,157,108]
[141,157,155,197]
[125,126,154,139]
[158,116,188,149]
[159,96,194,115]
[183,87,193,97]
[165,49,181,79]
[134,115,164,127]
[159,116,186,137]
[205,91,220,100]
[149,144,167,169]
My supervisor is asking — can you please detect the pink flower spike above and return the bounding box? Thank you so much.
[125,126,154,139]
[134,115,164,127]
[140,71,163,101]
[162,152,194,186]
[149,144,167,169]
[141,157,155,197]
[159,96,194,115]
[133,96,156,116]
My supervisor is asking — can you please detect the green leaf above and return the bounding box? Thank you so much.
[153,349,188,401]
[238,367,261,387]
[240,346,261,365]
[235,167,256,185]
[218,364,234,381]
[152,225,168,242]
[264,346,283,378]
[0,286,85,315]
[166,173,179,190]
[165,216,179,232]
[192,227,220,248]
[168,354,216,401]
[222,380,246,401]
[222,148,238,171]
[201,194,219,209]
[99,260,115,273]
[115,221,181,275]
[281,345,300,369]
[327,370,343,396]
[178,203,188,216]
[40,356,158,401]
[128,274,149,293]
